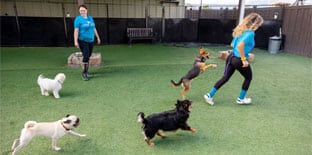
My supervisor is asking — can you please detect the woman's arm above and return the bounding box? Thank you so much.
[74,28,79,48]
[94,28,101,44]
[237,42,249,67]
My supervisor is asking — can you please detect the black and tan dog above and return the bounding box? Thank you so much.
[137,100,196,147]
[171,48,217,99]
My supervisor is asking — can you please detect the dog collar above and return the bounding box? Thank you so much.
[196,56,205,62]
[61,122,70,131]
[195,56,201,61]
[57,80,62,84]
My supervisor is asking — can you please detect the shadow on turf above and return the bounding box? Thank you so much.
[148,133,206,149]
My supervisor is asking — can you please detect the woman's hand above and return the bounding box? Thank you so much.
[242,60,249,67]
[74,41,79,48]
[97,38,101,45]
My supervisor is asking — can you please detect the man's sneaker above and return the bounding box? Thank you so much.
[236,98,252,105]
[204,94,214,105]
[82,73,88,81]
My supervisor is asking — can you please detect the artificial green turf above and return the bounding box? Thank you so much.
[1,44,311,155]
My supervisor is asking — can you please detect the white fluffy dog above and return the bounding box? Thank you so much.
[11,114,86,155]
[37,73,65,99]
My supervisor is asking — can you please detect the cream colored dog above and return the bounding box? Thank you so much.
[37,73,65,99]
[11,114,86,155]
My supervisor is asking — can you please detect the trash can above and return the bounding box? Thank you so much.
[268,36,282,54]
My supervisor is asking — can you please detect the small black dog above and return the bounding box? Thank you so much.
[137,100,196,146]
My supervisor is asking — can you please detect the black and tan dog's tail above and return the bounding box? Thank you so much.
[171,79,182,87]
[137,112,145,123]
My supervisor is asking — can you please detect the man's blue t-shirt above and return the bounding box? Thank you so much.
[74,15,95,42]
[231,30,255,59]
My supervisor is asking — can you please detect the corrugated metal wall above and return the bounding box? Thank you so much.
[1,0,311,57]
[185,5,312,57]
[0,0,186,18]
[283,6,312,57]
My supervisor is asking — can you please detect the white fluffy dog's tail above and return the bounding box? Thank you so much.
[38,74,45,80]
[38,74,44,79]
[24,121,37,129]
[37,74,44,84]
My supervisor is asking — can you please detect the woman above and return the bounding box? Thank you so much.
[74,4,101,81]
[204,13,263,105]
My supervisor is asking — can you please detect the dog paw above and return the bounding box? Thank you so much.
[212,64,217,68]
[145,139,155,147]
[80,134,86,137]
[148,142,155,147]
[53,147,61,151]
[190,128,197,133]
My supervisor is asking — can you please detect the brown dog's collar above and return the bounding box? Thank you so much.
[61,122,70,131]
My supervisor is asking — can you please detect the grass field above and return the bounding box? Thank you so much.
[1,44,311,155]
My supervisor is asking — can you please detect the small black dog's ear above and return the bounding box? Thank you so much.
[137,112,144,118]
[175,100,182,108]
[63,119,71,124]
[66,114,71,117]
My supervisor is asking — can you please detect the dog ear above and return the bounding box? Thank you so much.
[176,100,182,108]
[66,114,71,117]
[175,100,180,106]
[200,48,205,55]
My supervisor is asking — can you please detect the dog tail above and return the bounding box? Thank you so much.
[137,112,145,123]
[38,74,44,79]
[37,74,44,85]
[24,121,37,129]
[171,79,182,87]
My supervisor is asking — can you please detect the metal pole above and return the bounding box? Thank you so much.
[13,0,21,46]
[162,6,165,41]
[106,3,110,44]
[238,0,245,24]
[62,3,69,47]
[145,4,148,28]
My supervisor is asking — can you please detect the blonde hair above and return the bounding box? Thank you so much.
[232,13,264,38]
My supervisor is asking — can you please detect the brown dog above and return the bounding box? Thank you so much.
[171,48,217,99]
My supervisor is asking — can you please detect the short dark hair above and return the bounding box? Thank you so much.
[78,4,87,10]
